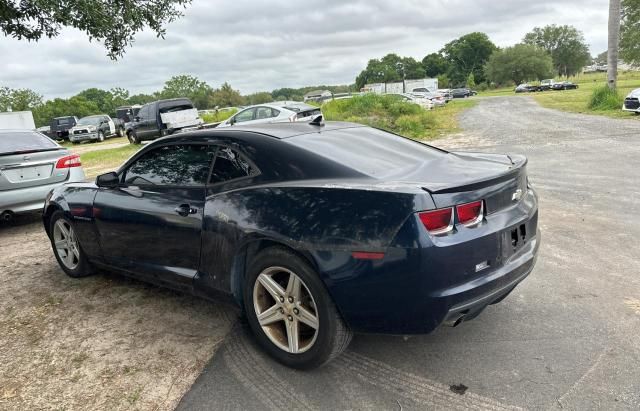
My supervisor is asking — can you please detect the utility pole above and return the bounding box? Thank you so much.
[607,0,621,89]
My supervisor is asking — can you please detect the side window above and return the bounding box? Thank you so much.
[124,144,215,186]
[234,108,255,123]
[138,105,150,120]
[255,106,277,120]
[210,147,257,184]
[271,108,280,117]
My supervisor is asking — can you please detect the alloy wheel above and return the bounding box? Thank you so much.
[253,266,319,354]
[53,219,80,270]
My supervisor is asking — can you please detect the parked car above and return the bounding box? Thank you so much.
[384,93,434,110]
[537,79,555,91]
[126,98,203,144]
[50,116,78,140]
[515,84,538,93]
[622,88,640,114]
[43,120,540,369]
[410,91,447,107]
[217,102,321,128]
[437,89,454,101]
[451,88,474,98]
[0,129,84,221]
[551,81,579,91]
[68,115,124,144]
[115,105,141,123]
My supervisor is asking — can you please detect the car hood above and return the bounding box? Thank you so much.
[626,88,640,98]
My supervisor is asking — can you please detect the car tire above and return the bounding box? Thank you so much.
[97,131,105,142]
[244,246,352,369]
[49,211,94,278]
[127,131,140,144]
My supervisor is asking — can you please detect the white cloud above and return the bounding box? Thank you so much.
[0,0,609,99]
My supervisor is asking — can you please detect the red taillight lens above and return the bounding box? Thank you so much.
[418,208,453,234]
[457,200,483,225]
[55,154,81,169]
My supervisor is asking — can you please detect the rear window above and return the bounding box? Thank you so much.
[0,131,58,154]
[286,127,446,177]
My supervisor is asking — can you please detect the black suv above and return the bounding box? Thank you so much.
[49,116,78,140]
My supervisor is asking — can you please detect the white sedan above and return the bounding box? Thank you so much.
[217,102,321,127]
[623,88,640,114]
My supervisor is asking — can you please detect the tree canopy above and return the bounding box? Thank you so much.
[355,54,425,89]
[422,53,451,78]
[440,32,497,85]
[522,25,591,76]
[621,0,640,65]
[484,44,554,85]
[159,75,212,109]
[0,0,191,59]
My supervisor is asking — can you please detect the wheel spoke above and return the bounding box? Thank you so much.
[285,318,300,353]
[54,239,67,250]
[56,221,69,238]
[296,305,319,330]
[63,250,74,266]
[258,273,285,301]
[257,304,284,326]
[71,243,80,259]
[286,274,302,300]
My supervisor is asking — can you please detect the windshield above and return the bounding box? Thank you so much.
[0,131,59,154]
[77,116,102,126]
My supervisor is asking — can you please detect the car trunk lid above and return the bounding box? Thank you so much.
[0,149,70,191]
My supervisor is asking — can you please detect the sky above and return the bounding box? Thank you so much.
[0,0,609,99]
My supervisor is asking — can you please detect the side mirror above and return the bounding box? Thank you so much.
[96,171,119,188]
[229,117,235,125]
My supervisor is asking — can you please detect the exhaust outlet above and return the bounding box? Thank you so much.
[443,314,465,327]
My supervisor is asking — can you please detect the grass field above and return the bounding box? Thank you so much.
[323,94,477,140]
[79,144,142,178]
[480,72,640,119]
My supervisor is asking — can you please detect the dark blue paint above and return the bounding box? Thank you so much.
[43,122,540,334]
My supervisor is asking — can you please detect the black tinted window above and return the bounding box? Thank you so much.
[0,131,58,154]
[139,105,151,120]
[210,147,256,183]
[124,144,215,186]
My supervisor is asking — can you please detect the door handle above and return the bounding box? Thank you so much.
[174,204,198,217]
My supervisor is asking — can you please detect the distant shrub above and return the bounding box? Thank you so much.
[322,94,436,138]
[588,86,623,111]
[201,109,237,123]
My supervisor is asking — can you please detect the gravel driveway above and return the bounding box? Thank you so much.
[178,97,640,410]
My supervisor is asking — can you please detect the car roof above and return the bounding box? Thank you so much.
[173,121,367,141]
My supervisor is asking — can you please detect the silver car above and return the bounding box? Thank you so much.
[0,130,85,221]
[217,102,321,128]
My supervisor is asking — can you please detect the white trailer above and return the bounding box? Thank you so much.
[404,78,438,93]
[0,111,36,130]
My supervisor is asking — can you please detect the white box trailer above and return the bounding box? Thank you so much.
[0,111,36,130]
[364,78,439,94]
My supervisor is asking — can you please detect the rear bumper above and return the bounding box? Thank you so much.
[0,168,86,214]
[322,189,540,335]
[70,132,98,142]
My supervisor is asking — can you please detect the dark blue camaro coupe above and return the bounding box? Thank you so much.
[44,119,539,369]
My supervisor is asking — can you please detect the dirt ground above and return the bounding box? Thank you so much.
[0,214,238,410]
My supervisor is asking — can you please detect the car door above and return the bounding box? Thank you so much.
[93,143,216,289]
[230,107,256,126]
[135,104,155,139]
[105,116,116,135]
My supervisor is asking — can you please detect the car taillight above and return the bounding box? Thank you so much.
[55,154,81,168]
[418,208,453,235]
[457,200,483,226]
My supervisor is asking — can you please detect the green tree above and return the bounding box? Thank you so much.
[244,92,274,105]
[0,0,191,59]
[128,93,156,105]
[484,44,554,85]
[522,25,591,76]
[355,54,425,89]
[595,51,608,65]
[0,87,43,111]
[160,75,212,109]
[76,88,117,114]
[32,96,100,127]
[209,82,243,108]
[422,53,450,78]
[621,0,640,66]
[440,32,497,86]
